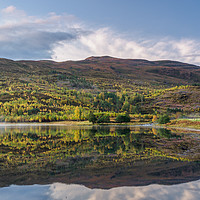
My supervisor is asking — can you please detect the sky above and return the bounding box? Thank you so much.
[0,0,200,64]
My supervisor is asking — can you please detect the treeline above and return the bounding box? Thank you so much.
[88,112,131,124]
[93,91,144,112]
[0,79,146,122]
[0,76,194,123]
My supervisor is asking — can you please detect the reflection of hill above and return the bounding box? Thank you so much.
[0,159,199,189]
[0,126,199,188]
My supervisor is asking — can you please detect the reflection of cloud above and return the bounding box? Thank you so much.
[49,181,200,200]
[1,6,200,65]
[0,184,50,200]
[0,180,200,200]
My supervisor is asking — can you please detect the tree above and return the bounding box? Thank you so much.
[158,114,170,124]
[88,112,97,124]
[74,106,82,121]
[122,101,130,112]
[152,115,157,123]
[96,114,110,123]
[116,113,131,123]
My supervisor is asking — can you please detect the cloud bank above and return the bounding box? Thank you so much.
[1,6,200,65]
[0,6,86,60]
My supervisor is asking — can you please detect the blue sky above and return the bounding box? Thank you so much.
[0,0,200,64]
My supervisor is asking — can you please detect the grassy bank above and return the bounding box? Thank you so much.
[168,118,200,129]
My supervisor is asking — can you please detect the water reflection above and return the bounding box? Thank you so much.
[1,179,200,200]
[0,125,199,189]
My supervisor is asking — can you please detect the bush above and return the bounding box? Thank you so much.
[116,113,131,123]
[88,112,97,124]
[157,128,178,139]
[28,108,40,115]
[88,112,110,124]
[96,114,110,123]
[158,114,170,124]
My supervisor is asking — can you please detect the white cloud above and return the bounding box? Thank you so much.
[52,30,200,65]
[1,6,200,65]
[0,6,85,60]
[1,5,16,14]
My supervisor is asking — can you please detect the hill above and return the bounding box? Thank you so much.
[1,56,200,89]
[53,56,200,87]
[0,56,200,122]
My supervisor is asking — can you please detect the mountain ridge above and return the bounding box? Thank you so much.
[0,56,200,87]
[1,56,199,67]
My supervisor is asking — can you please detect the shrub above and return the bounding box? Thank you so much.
[88,112,97,124]
[88,112,110,124]
[116,113,131,123]
[96,114,110,123]
[28,108,40,115]
[158,114,170,124]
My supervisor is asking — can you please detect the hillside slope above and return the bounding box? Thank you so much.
[53,56,200,86]
[0,56,200,122]
[1,56,200,90]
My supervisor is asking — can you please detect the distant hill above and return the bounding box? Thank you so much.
[51,56,200,86]
[1,56,200,88]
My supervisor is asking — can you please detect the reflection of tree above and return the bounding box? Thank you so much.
[129,133,146,153]
[74,130,82,142]
[93,136,124,154]
[98,127,110,135]
[0,126,188,174]
[88,127,97,138]
[90,126,111,136]
[116,128,130,136]
[157,128,180,139]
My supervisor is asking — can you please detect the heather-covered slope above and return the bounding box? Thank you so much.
[0,56,200,122]
[1,56,200,88]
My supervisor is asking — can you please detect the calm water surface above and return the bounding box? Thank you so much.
[0,124,199,200]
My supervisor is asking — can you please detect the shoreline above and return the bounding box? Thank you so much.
[0,121,200,132]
